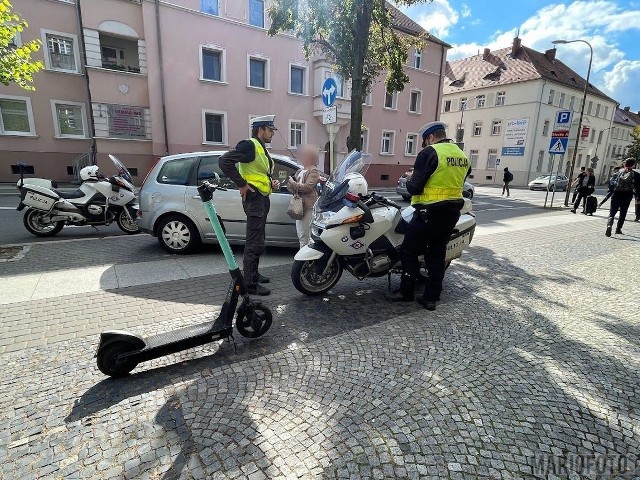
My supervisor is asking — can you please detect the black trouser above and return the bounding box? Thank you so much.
[242,189,270,286]
[573,189,589,211]
[502,182,510,196]
[636,199,640,221]
[398,203,461,302]
[607,191,634,231]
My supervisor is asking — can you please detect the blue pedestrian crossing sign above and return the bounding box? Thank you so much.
[549,137,568,154]
[322,78,338,107]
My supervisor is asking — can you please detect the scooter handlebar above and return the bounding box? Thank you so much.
[197,181,227,202]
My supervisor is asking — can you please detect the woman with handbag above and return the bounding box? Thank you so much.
[287,145,320,247]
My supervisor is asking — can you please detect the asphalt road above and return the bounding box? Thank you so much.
[0,185,609,247]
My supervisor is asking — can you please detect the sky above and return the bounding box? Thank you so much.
[398,0,640,112]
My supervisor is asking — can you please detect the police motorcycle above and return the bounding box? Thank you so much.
[17,155,139,237]
[291,151,476,295]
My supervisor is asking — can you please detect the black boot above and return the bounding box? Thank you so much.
[606,217,614,237]
[385,274,415,302]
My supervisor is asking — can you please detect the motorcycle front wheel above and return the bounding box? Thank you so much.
[291,257,342,296]
[116,209,139,234]
[23,209,64,237]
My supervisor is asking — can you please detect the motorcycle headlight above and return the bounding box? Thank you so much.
[313,211,334,226]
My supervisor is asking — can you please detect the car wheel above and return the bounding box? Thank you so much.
[157,215,200,254]
[465,190,474,199]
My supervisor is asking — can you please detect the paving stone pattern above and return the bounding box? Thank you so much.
[1,219,640,479]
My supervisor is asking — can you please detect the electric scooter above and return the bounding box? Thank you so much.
[95,180,272,377]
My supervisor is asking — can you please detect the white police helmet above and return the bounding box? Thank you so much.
[80,165,100,181]
[344,172,368,197]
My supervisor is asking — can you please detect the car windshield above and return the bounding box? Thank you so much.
[317,150,371,211]
[108,154,133,183]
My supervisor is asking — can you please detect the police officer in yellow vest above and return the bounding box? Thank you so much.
[386,121,470,310]
[219,115,280,296]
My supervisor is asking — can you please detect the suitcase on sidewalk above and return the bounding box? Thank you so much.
[585,196,597,215]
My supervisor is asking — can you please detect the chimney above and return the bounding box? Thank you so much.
[545,48,556,61]
[512,37,522,54]
[624,106,630,111]
[483,48,490,60]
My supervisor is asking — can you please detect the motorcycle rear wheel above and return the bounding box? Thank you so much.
[23,209,64,237]
[291,258,342,296]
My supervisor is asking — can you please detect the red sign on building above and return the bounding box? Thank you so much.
[581,126,590,138]
[551,130,570,138]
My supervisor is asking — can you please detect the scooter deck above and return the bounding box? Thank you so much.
[142,319,231,350]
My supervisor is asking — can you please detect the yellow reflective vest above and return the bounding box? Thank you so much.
[411,142,469,206]
[238,138,273,195]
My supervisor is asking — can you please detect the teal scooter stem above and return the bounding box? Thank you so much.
[94,180,272,378]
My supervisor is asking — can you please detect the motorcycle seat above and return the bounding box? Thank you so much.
[52,188,85,199]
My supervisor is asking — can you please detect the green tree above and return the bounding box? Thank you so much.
[0,0,43,90]
[627,125,640,162]
[268,0,432,153]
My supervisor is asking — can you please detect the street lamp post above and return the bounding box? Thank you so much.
[552,39,593,207]
[456,95,479,147]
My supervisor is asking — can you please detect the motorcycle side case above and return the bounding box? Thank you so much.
[20,185,60,212]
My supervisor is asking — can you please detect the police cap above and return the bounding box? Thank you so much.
[419,121,446,140]
[250,115,278,130]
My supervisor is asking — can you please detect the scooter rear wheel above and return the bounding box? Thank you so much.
[236,305,272,338]
[96,341,139,377]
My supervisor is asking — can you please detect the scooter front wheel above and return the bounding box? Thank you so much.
[291,258,342,296]
[236,305,272,338]
[96,341,139,377]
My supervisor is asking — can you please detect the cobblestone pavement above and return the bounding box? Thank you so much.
[1,216,640,479]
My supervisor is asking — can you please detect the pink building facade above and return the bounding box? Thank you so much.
[1,0,448,186]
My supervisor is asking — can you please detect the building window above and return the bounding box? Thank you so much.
[496,91,505,106]
[360,130,369,152]
[101,45,125,68]
[409,90,421,113]
[200,0,218,15]
[536,150,544,172]
[52,101,86,138]
[590,129,596,143]
[201,47,223,82]
[603,106,609,119]
[542,119,550,136]
[290,65,305,95]
[587,100,593,115]
[0,95,35,135]
[384,89,398,109]
[548,89,555,105]
[203,110,226,144]
[595,103,601,117]
[405,133,418,155]
[472,121,482,136]
[559,92,565,108]
[491,120,502,136]
[460,97,467,110]
[413,48,422,69]
[487,149,498,169]
[381,130,395,154]
[249,0,265,28]
[456,123,464,143]
[289,120,306,148]
[8,32,21,49]
[333,73,345,98]
[569,96,575,111]
[248,56,268,89]
[597,130,603,145]
[476,95,485,108]
[42,31,78,73]
[363,92,372,106]
[443,100,451,112]
[469,149,478,169]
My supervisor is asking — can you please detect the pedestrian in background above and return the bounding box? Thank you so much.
[571,166,586,204]
[502,167,513,197]
[287,145,320,248]
[605,158,640,236]
[599,166,621,208]
[571,167,595,213]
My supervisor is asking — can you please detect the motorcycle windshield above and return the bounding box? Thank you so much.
[317,150,371,211]
[108,154,133,183]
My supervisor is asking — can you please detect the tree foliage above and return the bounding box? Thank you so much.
[268,0,433,153]
[627,125,640,162]
[0,0,43,90]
